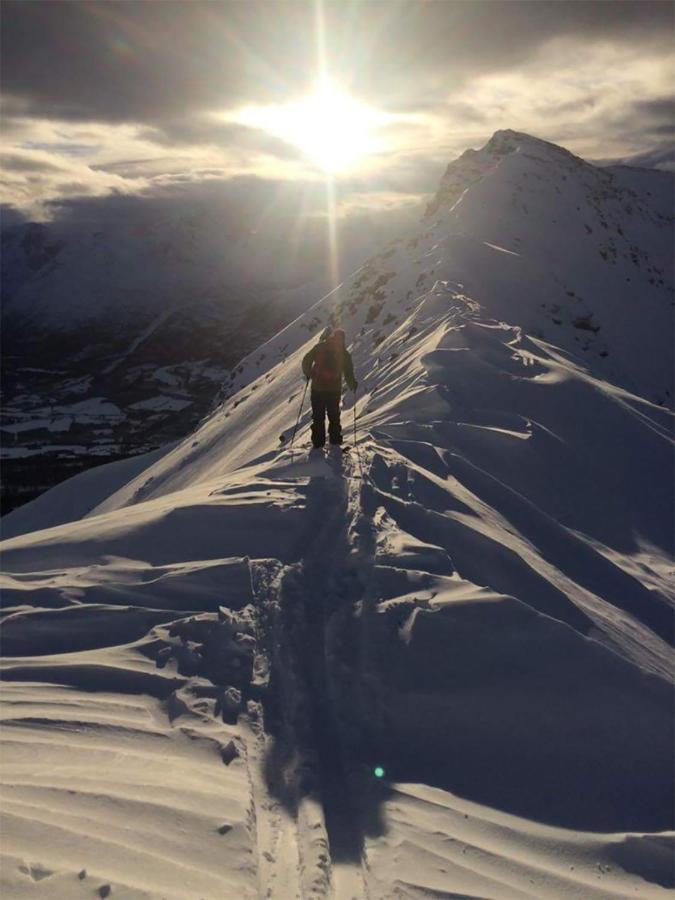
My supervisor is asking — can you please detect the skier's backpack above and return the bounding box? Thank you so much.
[312,335,342,390]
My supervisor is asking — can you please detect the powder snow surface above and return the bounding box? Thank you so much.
[1,131,673,899]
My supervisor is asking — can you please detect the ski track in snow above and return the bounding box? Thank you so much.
[1,131,674,899]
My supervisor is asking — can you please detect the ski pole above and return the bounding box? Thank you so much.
[352,386,357,448]
[290,379,309,456]
[352,386,362,476]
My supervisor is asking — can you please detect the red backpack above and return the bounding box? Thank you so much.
[312,334,342,391]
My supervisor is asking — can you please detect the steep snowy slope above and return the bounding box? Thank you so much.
[1,131,673,899]
[2,198,416,512]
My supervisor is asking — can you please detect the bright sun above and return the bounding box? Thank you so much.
[232,81,388,174]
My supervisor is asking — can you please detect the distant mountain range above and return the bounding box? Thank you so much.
[1,199,417,510]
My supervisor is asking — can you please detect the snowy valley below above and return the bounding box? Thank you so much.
[1,131,673,899]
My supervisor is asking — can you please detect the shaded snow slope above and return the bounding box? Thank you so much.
[1,131,673,899]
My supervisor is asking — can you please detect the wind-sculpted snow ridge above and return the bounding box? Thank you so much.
[1,131,674,899]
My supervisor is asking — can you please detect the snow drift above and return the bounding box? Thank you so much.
[1,130,673,899]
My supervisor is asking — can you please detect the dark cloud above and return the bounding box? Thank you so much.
[629,96,675,138]
[438,101,491,125]
[43,173,378,228]
[597,96,675,148]
[540,96,599,119]
[0,153,66,173]
[595,141,675,171]
[344,1,673,110]
[89,156,187,177]
[634,97,675,120]
[1,1,316,124]
[22,142,101,157]
[138,119,304,160]
[2,0,671,126]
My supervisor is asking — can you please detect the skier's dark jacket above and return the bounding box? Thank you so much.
[302,329,357,393]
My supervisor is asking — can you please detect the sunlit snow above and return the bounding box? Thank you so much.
[1,131,673,900]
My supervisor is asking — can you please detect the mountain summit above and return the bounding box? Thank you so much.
[1,131,673,898]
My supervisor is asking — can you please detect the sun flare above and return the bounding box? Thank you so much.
[231,82,389,174]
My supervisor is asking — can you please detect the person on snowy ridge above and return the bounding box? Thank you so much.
[301,328,357,448]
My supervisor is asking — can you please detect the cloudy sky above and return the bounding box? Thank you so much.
[1,0,673,229]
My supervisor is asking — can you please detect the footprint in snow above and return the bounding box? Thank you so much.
[19,864,53,881]
[220,739,239,766]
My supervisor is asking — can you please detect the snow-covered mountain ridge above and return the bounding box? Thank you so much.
[1,201,401,510]
[1,131,673,899]
[423,129,673,405]
[203,130,672,418]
